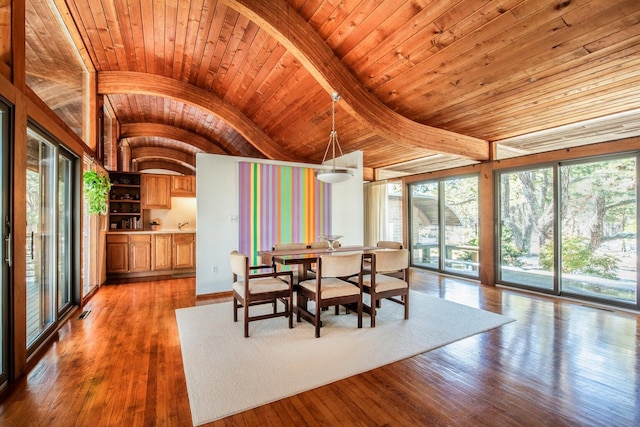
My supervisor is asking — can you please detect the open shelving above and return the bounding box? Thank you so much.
[109,172,142,230]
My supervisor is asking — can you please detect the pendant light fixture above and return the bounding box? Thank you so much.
[315,92,353,184]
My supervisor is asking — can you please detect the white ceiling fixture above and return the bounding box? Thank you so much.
[315,92,353,184]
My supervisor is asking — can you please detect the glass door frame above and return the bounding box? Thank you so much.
[25,121,78,356]
[407,173,480,280]
[0,97,11,388]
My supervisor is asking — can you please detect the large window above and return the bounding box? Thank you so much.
[409,175,479,278]
[26,125,76,352]
[498,155,638,308]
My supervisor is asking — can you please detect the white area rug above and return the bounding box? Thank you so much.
[175,291,514,426]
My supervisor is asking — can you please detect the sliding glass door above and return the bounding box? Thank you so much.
[26,125,76,352]
[443,177,479,277]
[409,175,479,278]
[498,155,638,309]
[410,182,439,269]
[58,154,73,313]
[498,167,555,291]
[560,157,637,304]
[26,129,57,347]
[0,99,10,387]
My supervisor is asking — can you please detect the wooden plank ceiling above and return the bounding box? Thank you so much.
[25,0,640,177]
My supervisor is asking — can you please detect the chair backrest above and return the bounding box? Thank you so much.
[229,251,248,276]
[319,252,362,278]
[374,249,409,273]
[273,242,308,250]
[377,240,403,249]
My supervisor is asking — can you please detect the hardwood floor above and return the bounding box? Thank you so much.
[0,269,638,426]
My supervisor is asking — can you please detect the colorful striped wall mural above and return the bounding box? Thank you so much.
[238,162,332,265]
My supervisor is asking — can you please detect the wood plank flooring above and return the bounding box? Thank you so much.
[0,269,638,426]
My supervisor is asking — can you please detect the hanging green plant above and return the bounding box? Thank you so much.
[83,170,112,215]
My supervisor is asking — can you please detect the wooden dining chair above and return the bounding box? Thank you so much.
[305,241,340,277]
[363,241,403,274]
[359,249,410,327]
[230,251,294,337]
[296,252,363,338]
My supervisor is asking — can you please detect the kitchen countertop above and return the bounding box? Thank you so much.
[107,229,196,234]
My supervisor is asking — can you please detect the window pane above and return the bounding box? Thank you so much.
[410,182,439,268]
[58,154,72,311]
[498,168,555,290]
[26,0,88,141]
[560,158,637,304]
[82,160,93,296]
[443,177,479,277]
[26,129,57,346]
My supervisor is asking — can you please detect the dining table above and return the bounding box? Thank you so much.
[258,245,379,282]
[258,245,380,327]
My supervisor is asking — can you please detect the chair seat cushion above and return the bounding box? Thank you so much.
[233,277,289,299]
[299,278,360,299]
[362,274,408,293]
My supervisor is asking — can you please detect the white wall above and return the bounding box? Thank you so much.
[145,197,197,231]
[195,152,363,296]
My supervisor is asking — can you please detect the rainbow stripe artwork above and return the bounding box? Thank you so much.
[238,162,332,265]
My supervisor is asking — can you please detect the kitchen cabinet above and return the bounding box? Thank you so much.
[152,234,173,271]
[129,234,151,272]
[173,233,196,269]
[171,175,196,197]
[141,174,171,209]
[106,234,129,273]
[107,232,196,278]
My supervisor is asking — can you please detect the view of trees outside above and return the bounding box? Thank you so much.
[499,156,637,305]
[410,181,439,269]
[410,176,479,277]
[444,176,479,277]
[25,133,56,346]
[499,167,555,290]
[560,158,636,304]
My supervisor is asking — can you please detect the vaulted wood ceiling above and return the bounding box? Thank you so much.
[26,0,640,178]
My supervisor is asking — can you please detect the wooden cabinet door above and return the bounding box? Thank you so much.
[152,234,172,271]
[106,241,129,273]
[173,233,195,269]
[171,175,195,197]
[141,174,171,209]
[129,234,151,272]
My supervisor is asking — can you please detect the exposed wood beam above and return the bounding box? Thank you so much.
[120,123,230,155]
[221,0,489,161]
[133,156,195,171]
[130,147,195,168]
[134,160,194,176]
[98,71,294,161]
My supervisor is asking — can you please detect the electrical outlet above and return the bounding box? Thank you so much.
[229,215,239,223]
[211,266,218,273]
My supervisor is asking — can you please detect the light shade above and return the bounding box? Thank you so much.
[316,92,352,184]
[315,168,353,184]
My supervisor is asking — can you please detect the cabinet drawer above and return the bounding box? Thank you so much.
[130,234,151,243]
[107,234,129,244]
